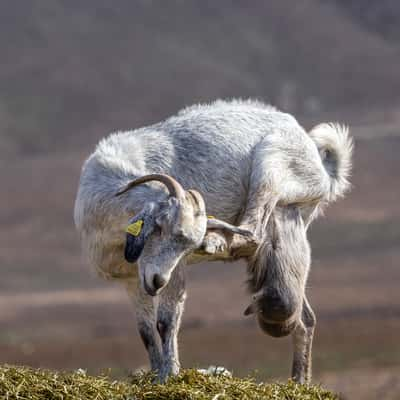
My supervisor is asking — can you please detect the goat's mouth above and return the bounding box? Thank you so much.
[244,291,299,319]
[257,313,298,337]
[244,293,300,337]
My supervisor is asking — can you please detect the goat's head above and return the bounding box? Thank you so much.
[244,206,311,337]
[116,174,251,296]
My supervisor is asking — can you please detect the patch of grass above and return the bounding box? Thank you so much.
[0,365,338,400]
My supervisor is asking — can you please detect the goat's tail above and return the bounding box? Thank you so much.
[309,123,353,202]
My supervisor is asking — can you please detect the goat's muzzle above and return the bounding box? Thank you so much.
[244,290,300,337]
[259,288,297,322]
[257,313,298,337]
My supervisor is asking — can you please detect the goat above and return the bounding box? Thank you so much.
[74,99,352,383]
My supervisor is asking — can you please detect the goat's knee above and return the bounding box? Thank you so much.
[302,300,316,329]
[156,318,170,346]
[229,225,259,258]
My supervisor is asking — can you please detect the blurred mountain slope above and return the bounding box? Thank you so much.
[331,0,400,41]
[1,0,400,156]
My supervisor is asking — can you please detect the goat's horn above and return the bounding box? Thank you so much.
[115,174,185,200]
[187,189,205,209]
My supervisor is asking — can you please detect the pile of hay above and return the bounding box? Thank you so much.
[0,365,338,399]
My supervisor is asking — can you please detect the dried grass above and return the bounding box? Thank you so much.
[0,365,338,399]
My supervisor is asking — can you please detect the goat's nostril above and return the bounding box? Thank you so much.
[152,274,167,291]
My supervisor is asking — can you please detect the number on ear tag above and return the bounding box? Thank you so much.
[126,220,144,236]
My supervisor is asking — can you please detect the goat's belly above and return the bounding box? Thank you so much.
[81,229,138,281]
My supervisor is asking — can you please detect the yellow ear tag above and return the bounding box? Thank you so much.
[207,215,215,219]
[126,220,144,236]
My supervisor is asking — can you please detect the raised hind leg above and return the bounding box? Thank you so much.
[291,297,316,384]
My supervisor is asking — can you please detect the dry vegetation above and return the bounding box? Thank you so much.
[0,366,338,400]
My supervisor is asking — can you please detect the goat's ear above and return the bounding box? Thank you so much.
[124,204,156,263]
[206,218,254,238]
[243,302,257,316]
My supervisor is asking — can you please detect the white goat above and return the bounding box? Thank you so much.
[74,99,352,383]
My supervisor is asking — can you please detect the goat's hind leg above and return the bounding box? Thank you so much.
[291,297,316,384]
[156,264,186,382]
[229,140,283,256]
[126,281,162,374]
[234,133,322,252]
[230,186,278,258]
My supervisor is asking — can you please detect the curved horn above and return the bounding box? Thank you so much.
[187,189,205,210]
[115,174,185,199]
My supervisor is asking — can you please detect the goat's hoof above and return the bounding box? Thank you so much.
[202,232,228,254]
[157,365,179,384]
[292,375,309,385]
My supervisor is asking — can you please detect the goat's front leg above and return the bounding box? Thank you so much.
[156,264,186,382]
[126,281,162,373]
[291,297,316,384]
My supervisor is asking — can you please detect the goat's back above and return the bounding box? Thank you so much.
[74,99,313,278]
